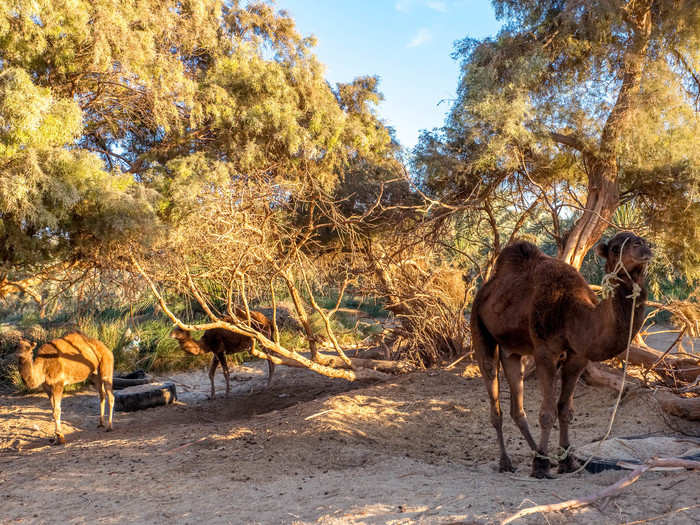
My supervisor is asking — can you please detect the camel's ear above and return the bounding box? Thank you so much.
[596,242,609,259]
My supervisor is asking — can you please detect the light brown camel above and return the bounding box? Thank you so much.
[16,332,115,444]
[471,232,651,478]
[171,309,274,399]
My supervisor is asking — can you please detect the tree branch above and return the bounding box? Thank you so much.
[549,132,589,153]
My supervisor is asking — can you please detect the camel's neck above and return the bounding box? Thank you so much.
[16,351,44,389]
[176,337,207,355]
[585,277,647,362]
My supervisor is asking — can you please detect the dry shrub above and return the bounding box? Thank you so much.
[369,251,469,367]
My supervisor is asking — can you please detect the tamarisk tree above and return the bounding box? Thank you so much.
[416,0,699,275]
[0,1,396,305]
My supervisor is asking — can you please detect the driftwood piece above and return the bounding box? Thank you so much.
[626,344,699,382]
[315,353,411,374]
[654,391,700,421]
[247,346,394,380]
[501,458,700,524]
[582,362,631,393]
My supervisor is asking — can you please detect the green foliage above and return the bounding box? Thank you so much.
[415,0,699,280]
[0,66,158,267]
[316,291,387,319]
[1,0,395,302]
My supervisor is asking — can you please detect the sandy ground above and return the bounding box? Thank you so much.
[1,359,699,525]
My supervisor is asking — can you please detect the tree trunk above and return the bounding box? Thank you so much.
[559,158,619,269]
[558,8,651,269]
[282,270,319,360]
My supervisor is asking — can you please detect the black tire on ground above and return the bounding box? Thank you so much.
[112,376,154,390]
[116,370,147,380]
[114,382,177,412]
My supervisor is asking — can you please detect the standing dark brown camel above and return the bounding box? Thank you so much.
[470,232,652,478]
[16,332,115,444]
[171,309,274,399]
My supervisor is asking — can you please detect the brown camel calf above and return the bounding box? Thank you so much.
[171,309,274,399]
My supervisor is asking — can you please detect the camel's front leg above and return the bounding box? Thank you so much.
[533,355,557,478]
[49,384,66,445]
[556,358,586,473]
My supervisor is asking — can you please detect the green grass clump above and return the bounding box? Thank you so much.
[0,362,28,394]
[316,292,387,319]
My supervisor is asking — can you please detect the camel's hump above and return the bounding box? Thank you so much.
[494,241,544,269]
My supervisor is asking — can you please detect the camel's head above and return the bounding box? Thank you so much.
[170,326,190,341]
[170,326,203,355]
[596,232,652,276]
[16,338,37,356]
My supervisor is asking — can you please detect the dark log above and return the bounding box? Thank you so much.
[113,377,154,390]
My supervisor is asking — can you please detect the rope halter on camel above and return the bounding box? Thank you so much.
[567,235,645,476]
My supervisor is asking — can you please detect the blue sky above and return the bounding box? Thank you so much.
[274,1,502,149]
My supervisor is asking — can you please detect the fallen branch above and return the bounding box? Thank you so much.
[582,362,633,393]
[501,458,700,524]
[248,346,392,381]
[445,353,468,370]
[648,327,687,373]
[654,391,700,421]
[132,252,395,382]
[626,343,699,383]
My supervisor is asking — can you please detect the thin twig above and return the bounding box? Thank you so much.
[501,458,700,524]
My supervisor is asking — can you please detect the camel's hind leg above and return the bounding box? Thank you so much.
[501,353,537,452]
[473,318,512,472]
[92,375,106,428]
[266,357,275,388]
[219,353,231,397]
[101,377,114,432]
[207,355,219,399]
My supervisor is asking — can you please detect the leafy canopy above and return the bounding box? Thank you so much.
[415,0,699,278]
[0,1,394,286]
